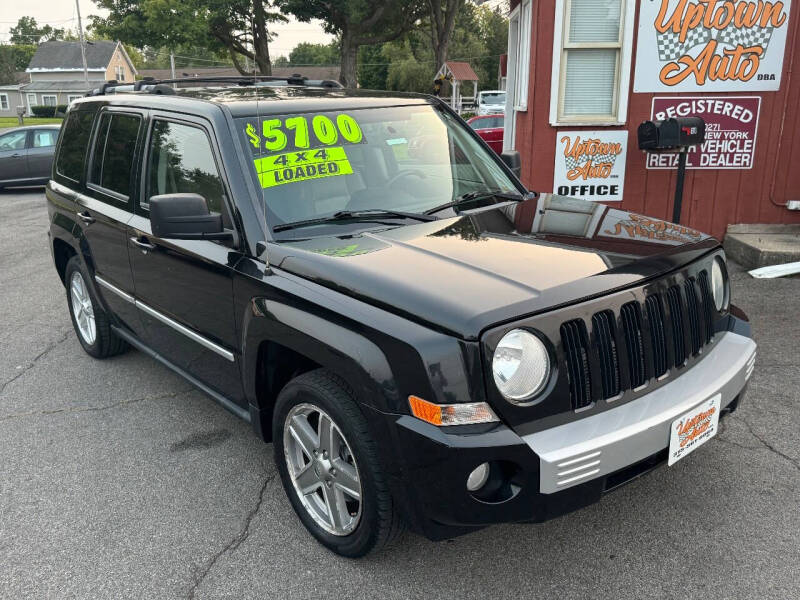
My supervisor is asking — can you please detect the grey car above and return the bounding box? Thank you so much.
[0,125,61,190]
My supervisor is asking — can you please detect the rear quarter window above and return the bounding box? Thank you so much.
[56,110,96,182]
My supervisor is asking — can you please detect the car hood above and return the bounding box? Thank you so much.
[269,194,719,339]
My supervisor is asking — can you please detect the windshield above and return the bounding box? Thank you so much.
[480,92,506,104]
[237,104,519,236]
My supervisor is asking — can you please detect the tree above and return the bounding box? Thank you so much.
[9,16,66,45]
[90,0,286,75]
[427,0,465,71]
[276,0,426,88]
[476,4,509,89]
[288,42,339,66]
[357,44,388,90]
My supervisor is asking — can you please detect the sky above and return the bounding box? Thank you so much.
[0,0,334,58]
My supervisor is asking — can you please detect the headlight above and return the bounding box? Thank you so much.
[492,329,550,403]
[711,256,729,311]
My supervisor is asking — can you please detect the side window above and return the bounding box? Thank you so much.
[33,130,58,148]
[56,110,95,182]
[0,130,28,151]
[146,120,226,218]
[89,112,141,197]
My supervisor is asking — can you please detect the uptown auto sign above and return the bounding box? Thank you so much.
[553,131,628,202]
[634,0,792,92]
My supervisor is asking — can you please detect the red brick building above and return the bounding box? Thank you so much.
[503,0,800,239]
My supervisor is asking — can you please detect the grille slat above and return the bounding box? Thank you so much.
[560,319,593,410]
[698,270,715,343]
[666,286,686,367]
[684,278,702,356]
[620,302,646,389]
[645,294,668,378]
[592,310,621,399]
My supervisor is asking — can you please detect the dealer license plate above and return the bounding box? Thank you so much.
[668,394,722,466]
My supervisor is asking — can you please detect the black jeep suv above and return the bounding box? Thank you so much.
[47,82,756,557]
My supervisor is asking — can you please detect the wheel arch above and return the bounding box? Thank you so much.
[242,297,403,444]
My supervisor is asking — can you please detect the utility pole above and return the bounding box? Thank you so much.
[75,0,90,90]
[170,53,177,89]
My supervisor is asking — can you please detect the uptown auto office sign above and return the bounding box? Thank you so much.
[634,0,792,92]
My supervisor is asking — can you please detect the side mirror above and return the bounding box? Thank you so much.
[149,193,230,240]
[500,150,522,178]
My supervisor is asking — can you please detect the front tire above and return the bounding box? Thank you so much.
[65,256,127,358]
[273,369,404,557]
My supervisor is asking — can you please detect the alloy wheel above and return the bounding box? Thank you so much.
[283,403,363,536]
[70,271,96,345]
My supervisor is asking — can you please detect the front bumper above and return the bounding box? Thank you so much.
[383,331,756,540]
[525,331,756,493]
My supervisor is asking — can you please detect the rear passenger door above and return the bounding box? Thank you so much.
[28,129,59,180]
[79,108,145,333]
[129,114,243,401]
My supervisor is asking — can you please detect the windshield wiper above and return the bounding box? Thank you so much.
[273,209,436,233]
[424,190,526,215]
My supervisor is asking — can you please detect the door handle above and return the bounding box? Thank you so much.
[77,211,95,225]
[130,236,157,252]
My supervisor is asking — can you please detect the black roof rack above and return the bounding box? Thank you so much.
[86,74,343,96]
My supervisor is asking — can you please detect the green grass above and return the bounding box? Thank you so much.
[0,117,63,129]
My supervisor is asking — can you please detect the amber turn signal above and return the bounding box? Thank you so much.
[408,395,499,427]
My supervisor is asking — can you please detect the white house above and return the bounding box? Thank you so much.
[0,40,137,118]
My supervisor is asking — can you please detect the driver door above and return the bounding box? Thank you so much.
[0,129,29,185]
[129,114,244,402]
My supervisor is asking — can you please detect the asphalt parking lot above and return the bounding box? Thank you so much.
[1,188,799,599]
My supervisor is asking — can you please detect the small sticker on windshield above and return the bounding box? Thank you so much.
[385,138,407,146]
[254,147,353,189]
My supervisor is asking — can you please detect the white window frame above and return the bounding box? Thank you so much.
[513,0,532,112]
[115,65,125,82]
[0,93,8,111]
[549,0,636,126]
[67,95,82,104]
[41,94,58,107]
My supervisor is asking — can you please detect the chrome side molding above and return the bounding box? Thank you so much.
[94,275,235,362]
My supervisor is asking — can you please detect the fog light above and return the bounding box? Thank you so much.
[467,462,490,492]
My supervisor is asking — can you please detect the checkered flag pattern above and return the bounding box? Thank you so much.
[565,153,618,171]
[718,26,774,54]
[656,28,713,61]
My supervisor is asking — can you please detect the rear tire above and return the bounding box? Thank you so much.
[273,369,404,557]
[65,256,128,358]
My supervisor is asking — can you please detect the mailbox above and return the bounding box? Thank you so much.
[637,117,705,150]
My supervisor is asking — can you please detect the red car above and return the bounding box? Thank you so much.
[467,114,504,154]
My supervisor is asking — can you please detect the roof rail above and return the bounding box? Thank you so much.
[86,74,341,96]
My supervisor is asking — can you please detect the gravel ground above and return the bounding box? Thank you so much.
[1,189,798,599]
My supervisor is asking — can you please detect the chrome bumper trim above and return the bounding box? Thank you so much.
[523,332,757,494]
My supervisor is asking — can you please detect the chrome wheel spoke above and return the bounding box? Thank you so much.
[288,414,319,459]
[295,462,321,495]
[332,460,361,500]
[318,413,334,456]
[322,483,347,531]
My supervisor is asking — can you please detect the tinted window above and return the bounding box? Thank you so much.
[146,120,225,215]
[33,130,58,148]
[89,113,141,196]
[0,130,28,151]
[56,111,95,181]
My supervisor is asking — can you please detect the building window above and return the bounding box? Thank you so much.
[0,94,8,111]
[510,0,532,111]
[27,93,37,107]
[550,0,636,125]
[42,95,58,107]
[67,95,82,104]
[115,65,125,82]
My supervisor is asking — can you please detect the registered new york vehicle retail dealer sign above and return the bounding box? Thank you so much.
[634,0,792,92]
[647,96,761,169]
